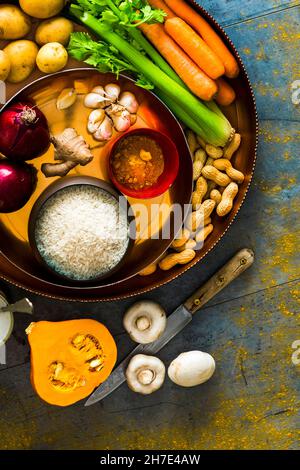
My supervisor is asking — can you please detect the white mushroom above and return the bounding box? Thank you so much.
[126,354,165,395]
[123,301,167,344]
[104,83,121,102]
[118,91,139,114]
[168,351,216,387]
[93,115,113,141]
[87,109,105,134]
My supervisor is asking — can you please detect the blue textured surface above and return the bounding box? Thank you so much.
[0,0,299,450]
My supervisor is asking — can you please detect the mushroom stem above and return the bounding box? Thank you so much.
[136,316,151,331]
[137,369,155,385]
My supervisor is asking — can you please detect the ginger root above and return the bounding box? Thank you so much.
[42,160,77,177]
[42,128,93,178]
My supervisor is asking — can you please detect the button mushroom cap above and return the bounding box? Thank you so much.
[126,354,166,395]
[168,351,216,387]
[123,301,167,344]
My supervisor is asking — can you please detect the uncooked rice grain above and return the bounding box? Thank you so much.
[35,185,129,281]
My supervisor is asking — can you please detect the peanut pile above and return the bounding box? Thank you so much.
[139,129,243,276]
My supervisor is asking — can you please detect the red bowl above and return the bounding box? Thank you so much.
[108,128,180,199]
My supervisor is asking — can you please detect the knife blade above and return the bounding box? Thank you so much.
[85,248,254,406]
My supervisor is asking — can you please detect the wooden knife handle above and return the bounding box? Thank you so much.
[184,248,254,315]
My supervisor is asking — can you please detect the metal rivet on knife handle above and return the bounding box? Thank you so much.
[184,248,254,315]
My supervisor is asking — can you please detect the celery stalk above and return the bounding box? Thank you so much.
[155,89,206,138]
[70,8,233,147]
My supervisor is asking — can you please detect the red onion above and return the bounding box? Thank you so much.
[0,160,37,213]
[0,102,50,161]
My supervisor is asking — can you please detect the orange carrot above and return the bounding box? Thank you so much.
[165,17,225,79]
[140,23,217,101]
[215,78,236,106]
[147,0,175,19]
[164,0,240,78]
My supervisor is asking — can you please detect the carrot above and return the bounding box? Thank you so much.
[215,78,236,106]
[140,23,217,101]
[165,17,224,79]
[164,0,240,78]
[147,0,175,19]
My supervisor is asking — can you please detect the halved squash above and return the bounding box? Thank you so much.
[26,319,117,407]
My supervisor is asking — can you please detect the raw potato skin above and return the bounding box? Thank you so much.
[36,42,68,74]
[0,50,11,81]
[19,0,65,19]
[4,40,38,84]
[0,4,31,40]
[35,17,74,46]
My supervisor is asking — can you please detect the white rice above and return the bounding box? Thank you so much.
[35,185,129,281]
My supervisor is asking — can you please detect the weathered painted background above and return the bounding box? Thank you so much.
[0,0,299,450]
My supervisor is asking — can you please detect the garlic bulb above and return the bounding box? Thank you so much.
[168,351,215,387]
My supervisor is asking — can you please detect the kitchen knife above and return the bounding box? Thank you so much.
[85,248,254,406]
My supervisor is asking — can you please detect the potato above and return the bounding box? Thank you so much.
[0,4,31,40]
[19,0,65,19]
[4,40,38,84]
[0,50,11,82]
[35,17,73,46]
[36,42,68,74]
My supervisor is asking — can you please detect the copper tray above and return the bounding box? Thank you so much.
[0,1,257,301]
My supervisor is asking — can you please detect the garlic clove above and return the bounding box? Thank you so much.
[107,107,131,132]
[91,86,105,96]
[84,92,109,109]
[118,91,139,114]
[113,113,132,132]
[93,116,113,142]
[104,83,121,103]
[87,109,105,134]
[56,88,77,110]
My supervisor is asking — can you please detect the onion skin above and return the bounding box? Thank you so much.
[0,102,50,161]
[0,160,37,213]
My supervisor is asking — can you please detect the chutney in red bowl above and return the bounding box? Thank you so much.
[109,128,180,199]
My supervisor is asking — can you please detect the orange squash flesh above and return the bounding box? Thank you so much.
[27,319,117,407]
